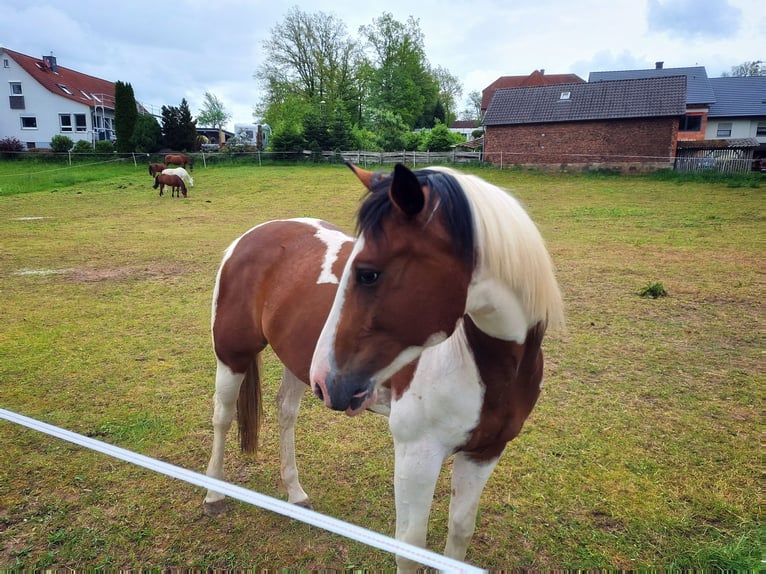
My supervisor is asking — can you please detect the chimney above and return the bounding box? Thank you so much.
[540,68,545,75]
[655,61,664,69]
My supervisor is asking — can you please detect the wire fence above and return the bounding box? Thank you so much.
[0,407,484,573]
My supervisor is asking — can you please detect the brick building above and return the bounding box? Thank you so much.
[482,76,687,171]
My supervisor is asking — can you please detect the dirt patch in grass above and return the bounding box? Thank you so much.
[64,263,188,283]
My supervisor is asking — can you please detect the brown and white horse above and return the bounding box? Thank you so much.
[203,163,563,571]
[164,153,193,171]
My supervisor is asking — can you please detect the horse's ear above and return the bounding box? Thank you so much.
[389,163,424,218]
[346,162,378,190]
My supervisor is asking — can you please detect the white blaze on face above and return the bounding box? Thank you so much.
[310,234,366,388]
[294,218,352,285]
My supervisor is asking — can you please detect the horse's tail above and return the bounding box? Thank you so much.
[237,353,263,454]
[148,164,152,175]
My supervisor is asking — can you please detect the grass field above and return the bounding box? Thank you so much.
[0,159,762,571]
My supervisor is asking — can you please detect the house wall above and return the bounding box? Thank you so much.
[1,52,105,148]
[705,117,766,142]
[484,117,678,170]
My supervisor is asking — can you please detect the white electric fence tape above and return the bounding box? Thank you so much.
[0,408,485,573]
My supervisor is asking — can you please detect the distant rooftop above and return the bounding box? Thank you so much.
[589,65,714,105]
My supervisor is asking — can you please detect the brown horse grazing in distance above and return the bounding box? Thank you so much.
[148,162,166,176]
[153,173,187,198]
[164,153,193,171]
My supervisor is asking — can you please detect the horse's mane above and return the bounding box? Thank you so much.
[358,166,564,331]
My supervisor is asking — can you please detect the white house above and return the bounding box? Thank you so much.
[0,47,117,149]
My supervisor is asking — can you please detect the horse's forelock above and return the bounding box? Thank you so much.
[356,167,475,267]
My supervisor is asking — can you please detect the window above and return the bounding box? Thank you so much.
[60,114,73,132]
[74,114,86,132]
[57,84,73,95]
[3,59,9,68]
[757,122,766,137]
[560,91,571,100]
[21,116,37,129]
[9,83,25,109]
[716,122,732,137]
[10,82,22,95]
[80,90,92,100]
[679,115,702,132]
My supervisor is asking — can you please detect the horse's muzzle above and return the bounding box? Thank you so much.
[312,371,376,416]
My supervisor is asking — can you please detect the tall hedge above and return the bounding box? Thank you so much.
[114,81,138,153]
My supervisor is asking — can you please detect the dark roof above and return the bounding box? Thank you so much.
[1,47,115,109]
[451,120,479,129]
[677,138,760,149]
[589,66,714,105]
[481,70,585,111]
[483,76,687,126]
[708,76,766,117]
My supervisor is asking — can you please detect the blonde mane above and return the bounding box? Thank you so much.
[429,167,564,331]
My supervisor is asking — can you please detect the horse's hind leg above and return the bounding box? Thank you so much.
[443,451,499,561]
[277,368,311,507]
[203,359,245,515]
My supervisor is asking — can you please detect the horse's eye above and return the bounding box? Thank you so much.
[356,268,380,286]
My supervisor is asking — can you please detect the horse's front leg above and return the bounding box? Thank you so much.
[444,451,499,562]
[203,360,245,515]
[276,368,311,507]
[392,438,446,573]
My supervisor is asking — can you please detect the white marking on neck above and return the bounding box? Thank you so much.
[294,218,353,284]
[466,273,529,343]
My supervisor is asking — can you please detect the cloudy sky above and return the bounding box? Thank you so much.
[1,0,762,130]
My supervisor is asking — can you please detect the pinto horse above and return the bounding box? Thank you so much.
[203,164,563,571]
[164,153,193,171]
[148,162,166,176]
[153,173,187,198]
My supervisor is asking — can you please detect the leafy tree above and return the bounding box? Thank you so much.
[721,60,764,77]
[359,13,440,129]
[420,119,464,151]
[197,92,231,143]
[114,81,138,153]
[132,113,163,153]
[432,65,462,126]
[161,99,197,151]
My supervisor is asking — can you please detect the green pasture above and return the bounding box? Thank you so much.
[0,159,762,571]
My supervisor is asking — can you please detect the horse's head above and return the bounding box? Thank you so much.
[310,163,475,415]
[152,175,159,189]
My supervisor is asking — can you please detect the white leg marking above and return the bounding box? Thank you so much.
[444,452,499,561]
[276,368,310,505]
[204,360,245,506]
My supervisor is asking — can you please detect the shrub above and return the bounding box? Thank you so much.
[73,139,93,153]
[50,134,74,153]
[0,136,24,159]
[94,140,115,154]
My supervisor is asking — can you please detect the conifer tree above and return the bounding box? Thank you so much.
[114,81,138,152]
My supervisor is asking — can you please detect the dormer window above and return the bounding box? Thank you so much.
[57,84,73,95]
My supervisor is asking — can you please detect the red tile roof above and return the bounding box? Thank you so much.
[481,70,585,112]
[2,47,116,109]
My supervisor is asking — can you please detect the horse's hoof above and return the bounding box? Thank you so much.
[203,499,228,516]
[294,499,313,509]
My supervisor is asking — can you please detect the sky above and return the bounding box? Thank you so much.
[1,0,762,130]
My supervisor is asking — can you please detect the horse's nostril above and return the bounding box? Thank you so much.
[313,386,324,401]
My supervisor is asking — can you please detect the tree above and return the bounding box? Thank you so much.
[459,90,483,122]
[114,81,138,153]
[359,13,440,129]
[161,99,197,151]
[132,113,163,153]
[197,92,231,144]
[721,60,764,77]
[432,65,463,126]
[257,7,360,130]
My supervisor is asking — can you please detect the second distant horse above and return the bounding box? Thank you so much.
[148,163,166,176]
[164,153,193,171]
